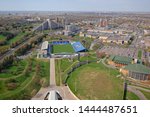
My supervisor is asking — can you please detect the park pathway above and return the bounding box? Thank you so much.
[32,58,78,100]
[129,85,150,93]
[50,58,56,86]
[127,86,147,100]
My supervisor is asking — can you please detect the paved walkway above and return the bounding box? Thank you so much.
[50,58,56,86]
[32,58,78,100]
[129,85,150,93]
[31,86,78,100]
[101,58,116,69]
[127,86,147,100]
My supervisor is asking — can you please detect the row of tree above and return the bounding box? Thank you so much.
[15,34,45,56]
[0,32,18,41]
[0,55,15,73]
[10,33,32,48]
[0,33,46,73]
[0,45,9,55]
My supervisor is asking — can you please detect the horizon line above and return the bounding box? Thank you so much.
[0,10,150,13]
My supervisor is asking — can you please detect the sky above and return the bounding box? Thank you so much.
[0,0,150,12]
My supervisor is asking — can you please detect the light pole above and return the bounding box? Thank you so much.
[123,76,127,100]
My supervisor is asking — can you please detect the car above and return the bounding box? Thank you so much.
[44,90,62,100]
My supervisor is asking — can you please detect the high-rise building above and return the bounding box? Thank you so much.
[98,19,108,27]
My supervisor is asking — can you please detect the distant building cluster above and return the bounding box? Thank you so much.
[64,24,80,36]
[80,28,132,45]
[97,19,108,27]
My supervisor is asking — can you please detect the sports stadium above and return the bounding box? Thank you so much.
[38,40,87,58]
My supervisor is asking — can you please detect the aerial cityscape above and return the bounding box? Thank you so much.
[0,0,150,100]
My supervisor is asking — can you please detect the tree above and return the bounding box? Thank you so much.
[96,52,106,59]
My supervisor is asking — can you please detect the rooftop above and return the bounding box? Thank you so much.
[71,41,86,52]
[124,64,150,74]
[108,35,131,41]
[41,41,49,50]
[109,55,133,65]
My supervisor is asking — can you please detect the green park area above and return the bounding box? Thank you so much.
[140,90,150,100]
[52,44,74,54]
[55,54,139,100]
[0,58,49,99]
[67,62,124,100]
[138,50,142,59]
[8,32,26,44]
[0,35,6,45]
[0,35,6,40]
[55,58,77,86]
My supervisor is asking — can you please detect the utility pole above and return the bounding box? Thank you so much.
[123,80,127,100]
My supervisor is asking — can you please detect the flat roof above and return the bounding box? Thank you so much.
[71,42,86,52]
[41,41,49,50]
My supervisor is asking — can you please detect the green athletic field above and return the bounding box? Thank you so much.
[52,44,74,54]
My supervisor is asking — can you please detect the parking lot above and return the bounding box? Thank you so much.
[99,46,150,60]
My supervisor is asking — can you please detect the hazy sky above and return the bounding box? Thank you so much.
[0,0,150,12]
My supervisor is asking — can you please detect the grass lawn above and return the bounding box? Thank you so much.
[67,62,141,100]
[80,53,97,61]
[140,90,150,100]
[52,44,74,54]
[0,58,50,99]
[0,35,6,40]
[0,60,27,78]
[55,59,61,86]
[38,59,50,87]
[138,50,142,59]
[8,33,26,44]
[126,91,140,100]
[55,59,75,85]
[67,62,124,100]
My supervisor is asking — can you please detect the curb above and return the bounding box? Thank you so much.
[66,86,80,100]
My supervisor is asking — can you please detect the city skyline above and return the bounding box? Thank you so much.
[0,0,150,12]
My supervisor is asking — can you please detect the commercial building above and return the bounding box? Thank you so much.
[108,55,133,67]
[37,41,49,58]
[142,36,150,49]
[64,24,79,36]
[101,35,131,45]
[120,64,150,81]
[97,19,108,27]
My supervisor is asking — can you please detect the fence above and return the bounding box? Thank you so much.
[64,60,97,84]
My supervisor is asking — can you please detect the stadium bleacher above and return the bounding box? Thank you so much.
[71,42,86,52]
[52,41,70,45]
